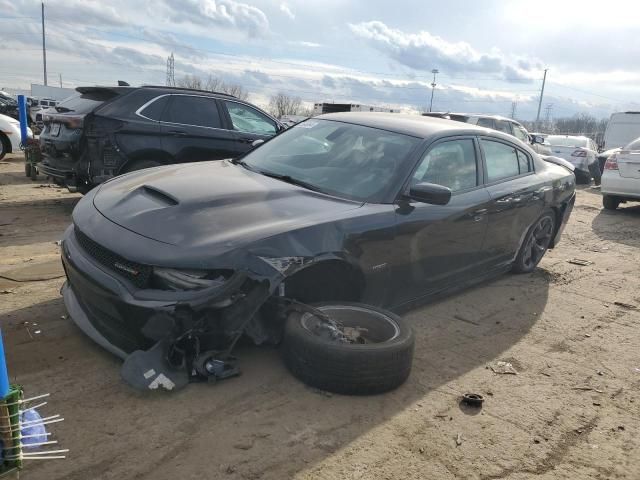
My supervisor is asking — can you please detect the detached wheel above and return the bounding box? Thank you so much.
[512,210,556,273]
[282,302,414,395]
[603,195,620,211]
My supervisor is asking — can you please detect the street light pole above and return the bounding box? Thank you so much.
[41,1,48,86]
[428,69,439,112]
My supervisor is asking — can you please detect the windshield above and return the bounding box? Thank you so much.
[546,136,589,148]
[241,119,420,202]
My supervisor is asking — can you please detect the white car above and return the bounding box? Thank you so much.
[0,112,34,160]
[601,136,640,210]
[545,135,600,184]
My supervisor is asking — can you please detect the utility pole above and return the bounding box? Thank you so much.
[429,69,439,112]
[544,103,553,131]
[41,1,47,86]
[166,53,175,87]
[510,100,517,119]
[59,73,62,88]
[535,68,548,130]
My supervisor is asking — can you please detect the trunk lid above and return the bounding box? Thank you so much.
[616,151,640,179]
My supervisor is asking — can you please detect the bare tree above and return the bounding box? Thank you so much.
[177,74,249,101]
[268,93,304,118]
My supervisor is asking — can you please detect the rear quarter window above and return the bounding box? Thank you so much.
[139,96,170,121]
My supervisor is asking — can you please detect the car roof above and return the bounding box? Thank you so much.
[316,112,502,139]
[547,134,591,140]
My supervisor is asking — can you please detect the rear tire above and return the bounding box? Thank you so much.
[603,195,620,211]
[123,159,163,173]
[512,210,556,273]
[30,163,37,180]
[282,302,414,395]
[25,162,32,177]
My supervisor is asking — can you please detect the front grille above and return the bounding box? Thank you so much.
[75,227,152,288]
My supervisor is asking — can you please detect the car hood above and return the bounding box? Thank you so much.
[93,161,362,248]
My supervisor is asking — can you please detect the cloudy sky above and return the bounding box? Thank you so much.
[1,0,639,120]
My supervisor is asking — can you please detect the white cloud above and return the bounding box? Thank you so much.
[280,3,295,20]
[349,21,539,83]
[161,0,270,37]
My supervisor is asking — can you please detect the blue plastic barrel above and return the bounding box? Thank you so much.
[0,329,9,398]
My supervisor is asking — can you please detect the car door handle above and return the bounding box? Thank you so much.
[166,130,187,137]
[239,137,255,144]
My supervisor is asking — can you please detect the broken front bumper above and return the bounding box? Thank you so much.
[60,225,273,361]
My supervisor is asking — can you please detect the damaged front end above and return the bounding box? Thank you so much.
[60,224,316,391]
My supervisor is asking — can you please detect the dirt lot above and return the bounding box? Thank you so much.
[1,152,638,480]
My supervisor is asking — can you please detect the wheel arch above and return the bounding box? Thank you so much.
[282,258,366,304]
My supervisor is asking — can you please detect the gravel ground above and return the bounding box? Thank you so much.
[1,153,638,480]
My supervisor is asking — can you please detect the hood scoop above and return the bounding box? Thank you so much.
[140,185,179,206]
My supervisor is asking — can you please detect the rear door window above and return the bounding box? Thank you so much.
[476,117,496,129]
[495,120,513,134]
[166,95,222,128]
[481,139,521,182]
[224,101,277,136]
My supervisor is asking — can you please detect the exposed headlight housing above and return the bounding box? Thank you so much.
[152,268,231,291]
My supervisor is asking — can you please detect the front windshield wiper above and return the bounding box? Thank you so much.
[257,170,324,193]
[55,106,73,113]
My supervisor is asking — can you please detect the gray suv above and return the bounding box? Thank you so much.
[422,113,551,155]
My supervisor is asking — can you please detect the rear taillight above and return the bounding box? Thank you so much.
[571,150,587,157]
[604,154,618,170]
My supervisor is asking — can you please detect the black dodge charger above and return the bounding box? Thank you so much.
[61,113,575,374]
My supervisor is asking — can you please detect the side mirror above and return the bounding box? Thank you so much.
[531,135,545,145]
[408,182,451,205]
[251,139,265,148]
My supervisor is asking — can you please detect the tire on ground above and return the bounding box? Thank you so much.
[602,195,620,211]
[282,302,414,395]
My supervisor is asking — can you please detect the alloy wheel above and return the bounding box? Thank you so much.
[522,216,554,269]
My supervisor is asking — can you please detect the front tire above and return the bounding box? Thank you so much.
[603,195,620,211]
[512,210,556,273]
[282,302,414,395]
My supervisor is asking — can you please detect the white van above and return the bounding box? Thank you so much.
[603,112,640,150]
[598,112,640,172]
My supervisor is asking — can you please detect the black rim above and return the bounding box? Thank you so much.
[522,216,554,269]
